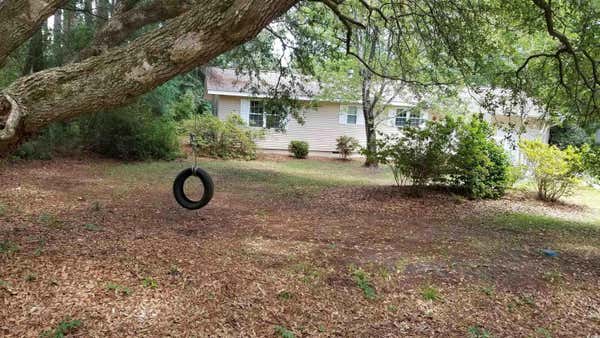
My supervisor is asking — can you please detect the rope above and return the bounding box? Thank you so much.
[190,107,199,171]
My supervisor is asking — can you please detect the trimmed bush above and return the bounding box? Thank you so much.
[186,113,261,160]
[336,135,360,160]
[288,140,309,159]
[520,140,583,202]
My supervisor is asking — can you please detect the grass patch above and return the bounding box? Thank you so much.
[104,158,394,198]
[351,267,376,300]
[488,212,600,235]
[41,318,82,338]
[0,203,6,217]
[420,285,441,301]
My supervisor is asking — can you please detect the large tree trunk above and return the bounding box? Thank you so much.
[0,0,67,67]
[0,0,297,154]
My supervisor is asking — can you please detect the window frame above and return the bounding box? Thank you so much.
[395,108,423,127]
[249,100,283,129]
[346,106,358,125]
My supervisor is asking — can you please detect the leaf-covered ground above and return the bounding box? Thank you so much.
[1,155,599,337]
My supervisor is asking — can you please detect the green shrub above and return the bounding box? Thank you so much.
[549,122,591,149]
[336,135,360,160]
[520,140,583,202]
[582,145,600,180]
[13,122,82,160]
[449,118,510,199]
[186,114,261,160]
[506,165,528,188]
[375,115,457,191]
[81,102,181,161]
[167,90,197,121]
[376,116,510,198]
[288,140,309,159]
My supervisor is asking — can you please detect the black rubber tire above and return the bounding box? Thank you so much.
[173,167,214,210]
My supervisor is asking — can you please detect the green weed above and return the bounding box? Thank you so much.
[468,326,493,338]
[277,290,293,300]
[0,240,19,255]
[274,325,295,338]
[141,277,158,289]
[420,285,441,301]
[24,273,37,282]
[39,213,65,229]
[41,318,82,338]
[106,282,132,296]
[83,223,102,232]
[351,267,376,300]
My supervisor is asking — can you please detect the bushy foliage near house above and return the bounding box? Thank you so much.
[375,116,457,190]
[449,118,510,198]
[186,114,261,160]
[581,145,600,181]
[520,140,584,202]
[288,141,309,159]
[549,122,591,149]
[375,116,510,198]
[336,136,360,160]
[81,103,181,161]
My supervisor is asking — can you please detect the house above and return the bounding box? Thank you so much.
[205,67,550,162]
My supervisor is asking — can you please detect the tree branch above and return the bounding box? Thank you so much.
[79,0,195,60]
[0,0,298,154]
[0,0,67,67]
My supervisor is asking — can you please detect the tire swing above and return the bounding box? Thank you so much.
[173,119,214,210]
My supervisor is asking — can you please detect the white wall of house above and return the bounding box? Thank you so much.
[207,93,550,163]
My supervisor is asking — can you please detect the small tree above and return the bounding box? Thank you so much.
[520,140,583,202]
[336,136,360,160]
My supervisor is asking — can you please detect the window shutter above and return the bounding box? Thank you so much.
[240,99,250,124]
[357,108,365,125]
[339,105,347,125]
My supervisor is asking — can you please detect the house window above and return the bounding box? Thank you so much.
[249,100,283,129]
[346,106,358,125]
[249,100,265,127]
[395,108,423,127]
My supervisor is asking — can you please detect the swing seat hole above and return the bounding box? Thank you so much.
[173,167,214,210]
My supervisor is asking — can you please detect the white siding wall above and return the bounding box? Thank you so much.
[212,94,549,160]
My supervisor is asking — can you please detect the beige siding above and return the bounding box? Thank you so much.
[213,95,373,152]
[211,94,549,162]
